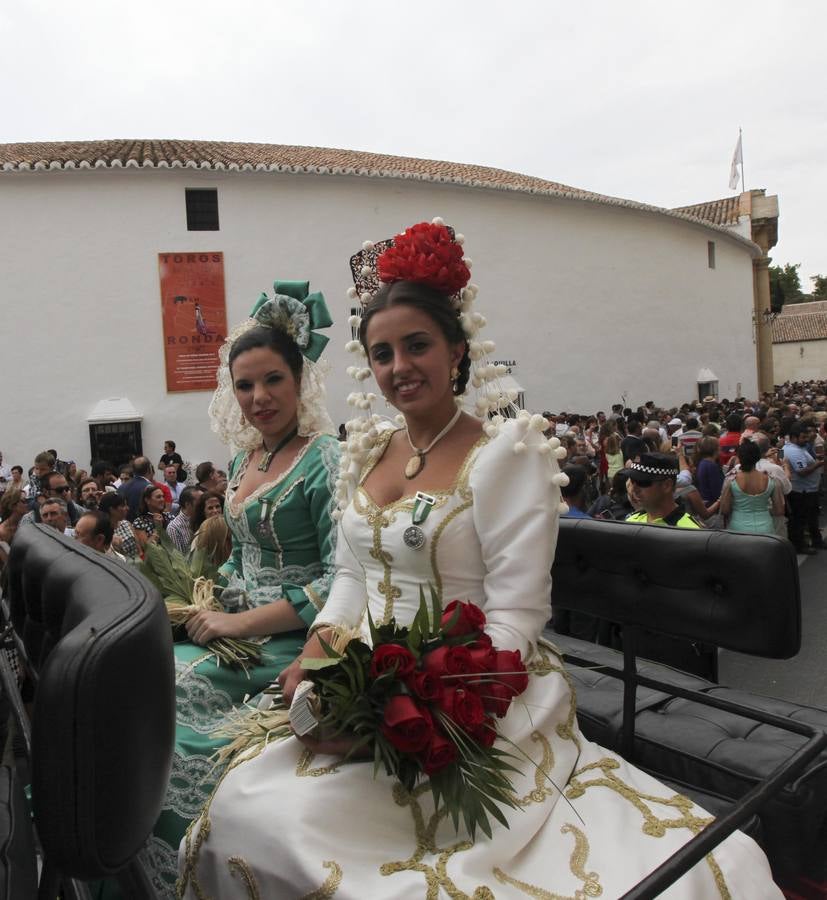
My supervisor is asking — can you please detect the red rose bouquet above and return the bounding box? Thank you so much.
[296,590,530,838]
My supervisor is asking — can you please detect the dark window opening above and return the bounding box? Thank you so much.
[89,422,143,469]
[698,381,719,402]
[707,241,716,269]
[186,189,219,231]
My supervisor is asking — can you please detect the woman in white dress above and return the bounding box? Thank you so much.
[178,220,781,899]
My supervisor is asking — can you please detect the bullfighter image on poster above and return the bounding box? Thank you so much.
[158,252,227,392]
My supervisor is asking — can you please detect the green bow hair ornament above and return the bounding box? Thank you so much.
[249,280,332,363]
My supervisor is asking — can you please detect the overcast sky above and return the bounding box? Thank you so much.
[3,0,824,284]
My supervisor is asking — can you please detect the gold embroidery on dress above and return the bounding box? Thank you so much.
[268,476,305,568]
[379,783,494,899]
[358,432,489,515]
[428,497,472,600]
[228,856,261,900]
[492,823,602,898]
[562,825,602,896]
[704,852,732,900]
[424,434,487,600]
[296,748,341,777]
[369,505,404,624]
[528,643,581,754]
[352,432,489,624]
[299,860,344,900]
[493,823,602,899]
[177,742,268,899]
[512,731,557,806]
[565,757,730,898]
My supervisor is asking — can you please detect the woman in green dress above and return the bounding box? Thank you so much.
[144,281,340,897]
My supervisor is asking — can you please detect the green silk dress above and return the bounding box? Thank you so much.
[143,433,340,897]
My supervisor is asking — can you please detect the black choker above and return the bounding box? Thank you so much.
[258,428,299,472]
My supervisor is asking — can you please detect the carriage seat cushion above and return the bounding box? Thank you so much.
[548,632,827,879]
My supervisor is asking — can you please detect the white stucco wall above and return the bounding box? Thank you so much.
[0,168,758,471]
[772,340,827,383]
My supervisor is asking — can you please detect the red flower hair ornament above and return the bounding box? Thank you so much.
[376,221,471,298]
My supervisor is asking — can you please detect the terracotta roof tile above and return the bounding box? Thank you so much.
[0,140,758,251]
[772,313,827,344]
[0,139,598,192]
[779,299,827,316]
[672,195,742,226]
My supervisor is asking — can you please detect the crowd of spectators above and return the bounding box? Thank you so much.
[1,379,825,577]
[550,380,826,552]
[0,440,231,574]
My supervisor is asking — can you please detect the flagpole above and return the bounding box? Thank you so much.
[740,127,745,193]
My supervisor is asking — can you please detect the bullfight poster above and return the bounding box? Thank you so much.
[158,252,227,392]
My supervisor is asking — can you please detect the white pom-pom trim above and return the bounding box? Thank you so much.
[513,441,527,454]
[431,216,445,226]
[362,240,375,251]
[346,287,358,299]
[552,472,570,487]
[554,447,568,460]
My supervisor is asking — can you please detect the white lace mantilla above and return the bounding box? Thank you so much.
[208,317,334,452]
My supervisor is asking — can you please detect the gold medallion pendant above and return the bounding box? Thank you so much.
[404,453,424,480]
[402,407,463,481]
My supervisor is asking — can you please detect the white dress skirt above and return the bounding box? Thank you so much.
[178,421,782,899]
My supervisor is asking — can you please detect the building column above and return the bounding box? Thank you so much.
[753,256,774,393]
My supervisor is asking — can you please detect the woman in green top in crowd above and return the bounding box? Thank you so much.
[720,438,784,534]
[145,282,340,897]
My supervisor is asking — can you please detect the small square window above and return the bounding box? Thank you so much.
[707,241,716,269]
[698,381,719,402]
[186,189,219,231]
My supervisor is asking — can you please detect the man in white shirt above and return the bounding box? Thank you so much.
[163,465,186,514]
[40,498,75,538]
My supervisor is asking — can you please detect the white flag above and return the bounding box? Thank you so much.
[729,133,743,191]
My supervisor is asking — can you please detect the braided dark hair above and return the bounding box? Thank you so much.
[358,280,470,395]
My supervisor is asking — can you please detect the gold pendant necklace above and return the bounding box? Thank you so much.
[404,407,463,480]
[258,427,299,472]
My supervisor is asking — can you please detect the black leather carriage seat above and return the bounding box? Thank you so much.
[548,518,827,882]
[4,524,175,894]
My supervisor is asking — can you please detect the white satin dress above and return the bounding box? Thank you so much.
[178,419,781,899]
